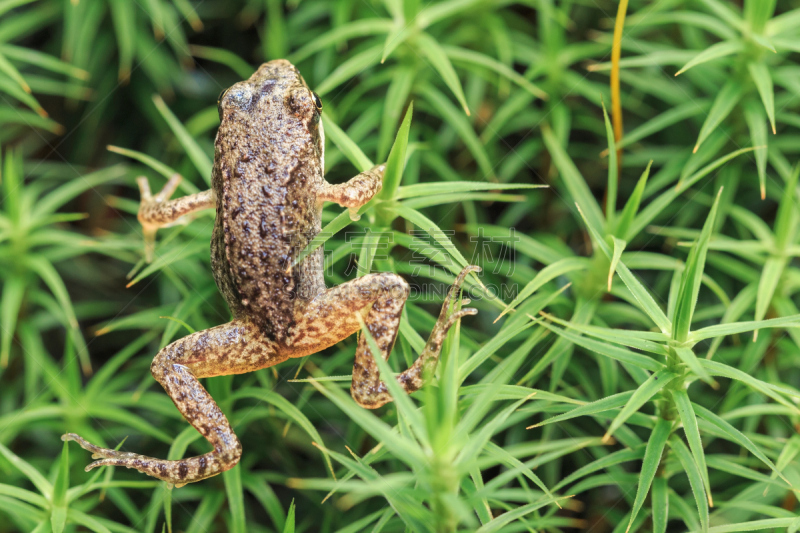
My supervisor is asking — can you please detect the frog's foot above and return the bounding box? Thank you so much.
[135,174,216,262]
[62,432,230,487]
[137,174,180,263]
[62,433,152,473]
[417,265,481,364]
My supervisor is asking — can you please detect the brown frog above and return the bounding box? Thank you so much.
[63,59,479,486]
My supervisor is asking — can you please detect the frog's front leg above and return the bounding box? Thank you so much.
[317,164,385,220]
[63,319,284,486]
[287,265,480,408]
[137,174,216,261]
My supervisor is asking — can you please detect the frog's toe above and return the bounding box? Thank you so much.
[86,459,105,472]
[62,432,105,454]
[62,433,129,462]
[85,455,141,473]
[63,433,155,473]
[442,307,478,332]
[62,432,94,450]
[450,265,481,295]
[86,457,125,472]
[136,176,153,200]
[154,173,182,202]
[439,265,481,318]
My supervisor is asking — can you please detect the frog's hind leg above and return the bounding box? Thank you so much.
[287,266,479,409]
[63,319,283,486]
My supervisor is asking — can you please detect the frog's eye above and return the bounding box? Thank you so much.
[311,92,323,111]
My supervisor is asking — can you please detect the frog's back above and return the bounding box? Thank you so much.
[210,61,324,341]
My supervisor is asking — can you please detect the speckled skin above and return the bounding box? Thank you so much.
[63,60,479,486]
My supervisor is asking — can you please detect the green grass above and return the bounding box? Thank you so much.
[3,0,800,531]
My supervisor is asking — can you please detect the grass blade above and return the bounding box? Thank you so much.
[536,318,662,372]
[377,101,412,202]
[494,256,587,321]
[189,45,252,79]
[672,187,722,342]
[689,314,800,342]
[0,49,30,93]
[0,443,52,499]
[417,33,469,115]
[108,0,135,81]
[306,378,425,466]
[616,162,651,240]
[528,391,634,429]
[608,237,625,291]
[0,276,24,368]
[743,99,768,198]
[672,390,712,507]
[322,115,374,172]
[152,95,212,184]
[693,402,792,485]
[418,83,493,179]
[443,44,547,100]
[282,500,295,533]
[389,204,469,267]
[652,477,668,533]
[50,440,69,533]
[482,442,557,504]
[675,40,743,76]
[627,418,672,533]
[288,19,393,63]
[670,437,709,533]
[223,464,245,533]
[475,494,570,532]
[377,64,414,161]
[314,44,383,97]
[542,125,605,235]
[230,388,334,476]
[693,81,742,153]
[576,204,672,333]
[603,368,679,442]
[748,62,776,134]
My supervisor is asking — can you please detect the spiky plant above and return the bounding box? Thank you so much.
[3,1,800,532]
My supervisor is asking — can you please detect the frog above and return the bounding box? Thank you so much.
[63,59,479,486]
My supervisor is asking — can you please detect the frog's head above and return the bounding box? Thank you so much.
[218,60,324,166]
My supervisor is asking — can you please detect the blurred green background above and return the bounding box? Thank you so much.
[4,0,800,531]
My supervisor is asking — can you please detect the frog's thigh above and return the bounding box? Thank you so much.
[287,273,409,408]
[287,272,408,355]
